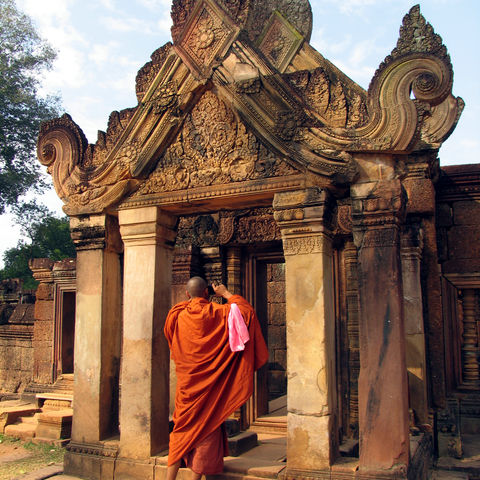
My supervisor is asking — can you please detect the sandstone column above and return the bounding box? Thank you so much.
[273,188,338,473]
[401,224,429,426]
[351,179,410,475]
[118,206,177,459]
[69,214,123,444]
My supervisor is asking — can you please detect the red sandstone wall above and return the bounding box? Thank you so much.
[0,304,35,393]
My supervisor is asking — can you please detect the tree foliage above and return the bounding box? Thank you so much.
[0,0,61,214]
[0,203,75,289]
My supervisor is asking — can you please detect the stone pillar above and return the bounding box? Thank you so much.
[460,289,480,387]
[273,188,338,473]
[68,214,123,444]
[401,225,429,426]
[343,241,360,437]
[403,162,445,409]
[118,207,177,461]
[351,179,410,475]
[226,247,242,295]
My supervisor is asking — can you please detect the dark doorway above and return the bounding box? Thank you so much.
[244,249,287,433]
[61,291,76,374]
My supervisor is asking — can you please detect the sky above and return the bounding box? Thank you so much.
[1,0,479,267]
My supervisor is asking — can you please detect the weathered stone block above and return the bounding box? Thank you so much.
[268,326,286,350]
[436,203,453,227]
[453,200,480,225]
[288,413,333,470]
[268,302,286,326]
[404,177,435,214]
[115,457,155,480]
[64,451,112,480]
[267,281,285,303]
[448,225,480,259]
[35,283,54,301]
[275,349,287,370]
[34,301,54,322]
[33,320,54,342]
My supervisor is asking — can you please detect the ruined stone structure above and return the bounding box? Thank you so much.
[34,1,474,479]
[0,279,35,394]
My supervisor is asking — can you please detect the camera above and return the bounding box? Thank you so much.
[207,284,215,296]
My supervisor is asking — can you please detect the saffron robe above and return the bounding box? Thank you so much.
[164,294,268,466]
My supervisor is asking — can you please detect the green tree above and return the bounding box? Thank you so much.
[0,204,75,289]
[0,0,61,214]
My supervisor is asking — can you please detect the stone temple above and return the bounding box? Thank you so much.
[2,0,480,478]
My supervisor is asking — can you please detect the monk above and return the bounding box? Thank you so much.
[164,276,268,480]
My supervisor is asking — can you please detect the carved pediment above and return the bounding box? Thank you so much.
[37,1,462,216]
[131,90,300,198]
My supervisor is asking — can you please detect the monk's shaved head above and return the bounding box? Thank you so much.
[186,276,208,299]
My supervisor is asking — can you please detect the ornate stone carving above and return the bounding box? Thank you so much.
[174,0,239,78]
[283,236,324,255]
[37,114,139,216]
[257,11,304,73]
[219,208,281,244]
[171,0,248,44]
[336,203,352,235]
[148,80,178,115]
[134,91,297,196]
[135,43,173,103]
[246,0,312,44]
[171,0,311,47]
[355,4,463,153]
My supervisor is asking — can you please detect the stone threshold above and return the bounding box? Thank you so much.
[61,433,432,480]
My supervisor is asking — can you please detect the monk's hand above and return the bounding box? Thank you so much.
[212,282,232,300]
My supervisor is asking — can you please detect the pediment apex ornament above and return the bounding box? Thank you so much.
[170,0,312,46]
[172,0,240,79]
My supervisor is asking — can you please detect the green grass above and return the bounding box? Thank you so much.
[0,434,64,479]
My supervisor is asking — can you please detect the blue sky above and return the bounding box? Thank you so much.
[0,0,478,264]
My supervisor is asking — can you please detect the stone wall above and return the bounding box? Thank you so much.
[437,164,480,275]
[266,262,287,400]
[436,164,480,437]
[0,303,35,393]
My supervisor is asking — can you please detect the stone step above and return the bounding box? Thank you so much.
[0,403,38,433]
[36,408,73,441]
[339,438,359,457]
[430,470,470,479]
[4,421,36,440]
[228,431,258,457]
[17,413,39,425]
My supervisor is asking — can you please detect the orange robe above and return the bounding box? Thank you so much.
[164,294,268,466]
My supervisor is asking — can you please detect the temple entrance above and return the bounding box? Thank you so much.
[244,249,287,433]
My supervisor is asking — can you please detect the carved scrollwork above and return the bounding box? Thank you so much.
[352,4,463,152]
[37,114,138,215]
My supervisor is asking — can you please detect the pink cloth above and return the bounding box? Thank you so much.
[228,303,250,352]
